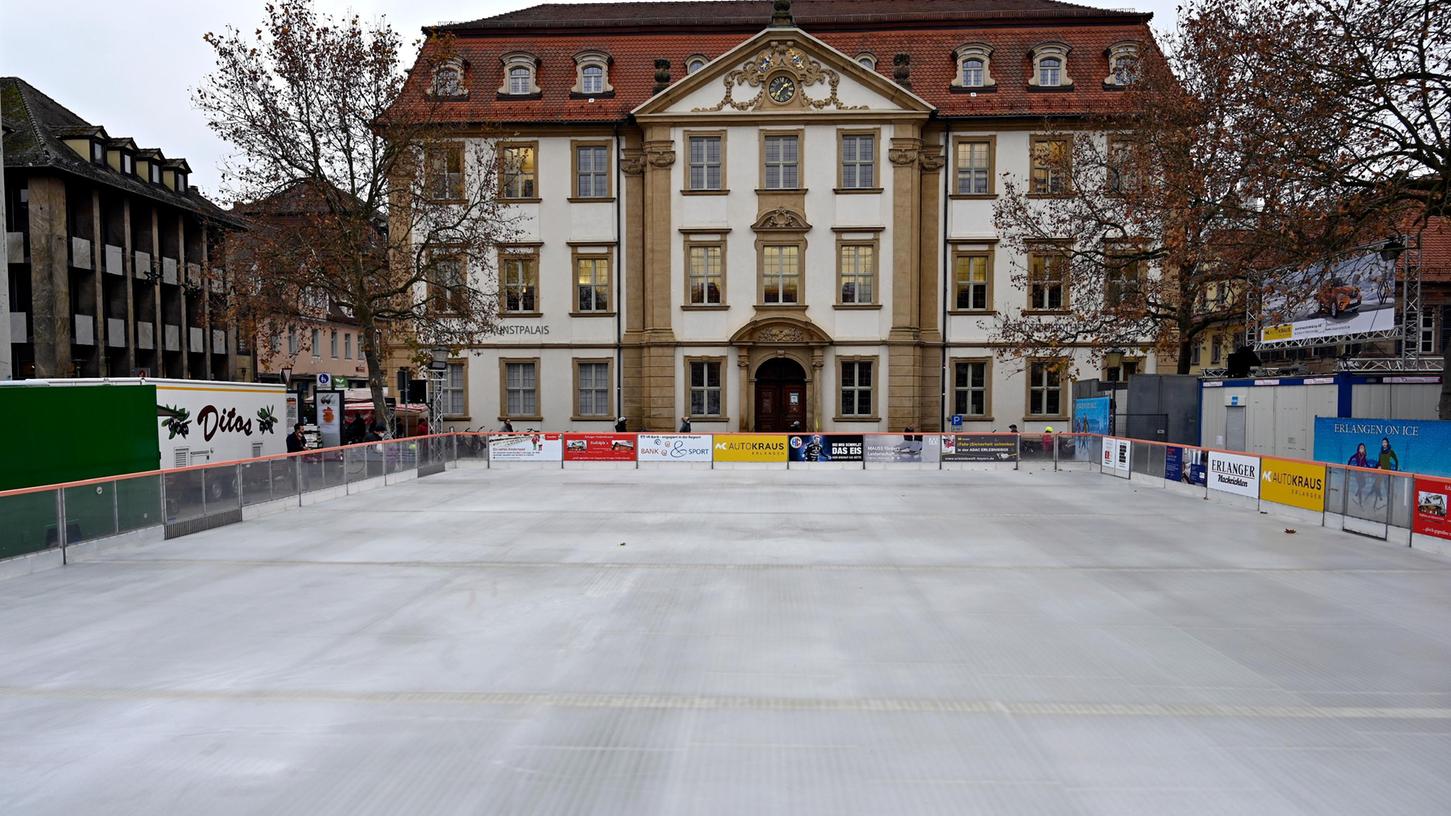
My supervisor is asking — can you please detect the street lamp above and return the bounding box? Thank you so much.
[1378,236,1406,263]
[1103,347,1126,371]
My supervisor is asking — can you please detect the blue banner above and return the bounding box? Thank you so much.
[1165,445,1207,486]
[1073,396,1111,435]
[1313,417,1451,478]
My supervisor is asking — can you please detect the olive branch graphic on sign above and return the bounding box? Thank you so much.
[157,404,191,439]
[256,406,279,434]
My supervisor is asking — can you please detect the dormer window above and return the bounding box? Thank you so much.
[571,50,612,97]
[1105,42,1140,87]
[90,140,105,164]
[951,43,995,90]
[176,172,188,193]
[430,59,467,98]
[499,52,540,97]
[686,55,707,75]
[150,164,161,184]
[1029,42,1073,89]
[122,153,133,175]
[856,53,876,70]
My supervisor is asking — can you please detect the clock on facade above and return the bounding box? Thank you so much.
[767,74,796,103]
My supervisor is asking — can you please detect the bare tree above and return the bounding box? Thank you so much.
[195,0,515,427]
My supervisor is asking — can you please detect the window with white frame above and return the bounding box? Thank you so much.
[687,242,724,305]
[1027,361,1066,417]
[1105,42,1140,86]
[502,254,538,313]
[574,143,609,198]
[839,132,875,189]
[581,65,604,94]
[953,251,990,310]
[952,43,995,89]
[431,61,465,97]
[1028,249,1068,310]
[575,253,610,313]
[857,53,876,70]
[572,50,612,96]
[689,360,722,417]
[576,361,610,417]
[443,362,466,416]
[504,361,538,417]
[688,134,723,191]
[329,329,338,358]
[839,359,874,417]
[953,360,990,417]
[763,134,800,189]
[500,52,539,96]
[762,244,801,304]
[508,67,531,95]
[344,332,352,359]
[425,143,465,200]
[287,327,298,356]
[1029,42,1073,88]
[501,144,537,199]
[1417,313,1436,355]
[686,55,707,74]
[954,138,993,195]
[310,329,321,358]
[838,243,875,304]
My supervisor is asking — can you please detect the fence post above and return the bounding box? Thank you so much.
[1014,434,1020,471]
[236,463,244,510]
[56,489,68,565]
[160,471,169,524]
[296,455,303,507]
[112,479,120,533]
[200,468,208,516]
[1053,435,1059,472]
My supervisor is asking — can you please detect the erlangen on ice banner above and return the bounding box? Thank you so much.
[1208,451,1260,499]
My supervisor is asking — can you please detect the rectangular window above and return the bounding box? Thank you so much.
[1030,137,1070,195]
[955,139,992,195]
[425,144,464,200]
[575,254,610,313]
[310,329,321,358]
[1028,361,1065,417]
[1417,313,1436,355]
[1191,343,1202,366]
[838,244,875,304]
[1104,245,1145,305]
[287,327,298,356]
[574,144,609,198]
[953,252,990,311]
[429,254,467,314]
[687,244,724,305]
[762,244,800,304]
[502,255,538,313]
[1211,336,1223,364]
[1028,250,1067,310]
[329,330,338,358]
[1107,137,1138,193]
[344,333,352,359]
[763,134,799,190]
[839,133,875,189]
[688,134,723,191]
[689,360,722,417]
[444,361,466,416]
[953,360,989,418]
[575,361,610,418]
[501,144,537,199]
[839,360,874,417]
[504,361,539,417]
[1105,359,1140,383]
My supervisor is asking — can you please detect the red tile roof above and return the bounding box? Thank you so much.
[1408,216,1451,283]
[400,15,1154,124]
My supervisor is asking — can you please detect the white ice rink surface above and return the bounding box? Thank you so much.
[3,468,1451,815]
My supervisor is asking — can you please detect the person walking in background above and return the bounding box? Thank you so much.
[679,416,692,433]
[500,419,514,432]
[614,416,628,433]
[286,423,307,453]
[1041,426,1054,458]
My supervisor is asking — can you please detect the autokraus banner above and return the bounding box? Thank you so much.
[563,433,636,461]
[1165,446,1207,486]
[713,434,788,462]
[788,434,863,462]
[1313,417,1451,479]
[864,434,939,464]
[488,432,563,462]
[636,434,713,462]
[1260,456,1327,511]
[1208,451,1260,498]
[1413,476,1451,541]
[940,434,1017,463]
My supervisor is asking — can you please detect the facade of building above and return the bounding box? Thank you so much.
[395,0,1159,432]
[2,77,246,381]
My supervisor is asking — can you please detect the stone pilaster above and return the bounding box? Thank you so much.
[641,129,677,431]
[27,176,72,377]
[917,136,946,431]
[619,136,647,430]
[887,128,923,431]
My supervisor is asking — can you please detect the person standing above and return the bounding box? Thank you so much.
[286,423,307,453]
[678,416,692,433]
[614,416,628,433]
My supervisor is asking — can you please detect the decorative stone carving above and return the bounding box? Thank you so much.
[751,207,812,232]
[888,147,920,166]
[756,326,808,343]
[918,144,946,172]
[692,40,867,113]
[644,142,675,168]
[619,148,645,176]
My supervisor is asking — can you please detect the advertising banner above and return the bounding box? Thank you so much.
[788,434,864,462]
[1260,456,1327,511]
[713,434,788,463]
[1165,446,1207,486]
[1412,477,1451,541]
[1313,417,1451,479]
[1208,451,1260,498]
[1102,437,1132,478]
[940,434,1018,463]
[563,433,637,462]
[316,390,344,448]
[637,434,713,463]
[488,432,563,462]
[1073,396,1111,435]
[1259,251,1397,346]
[864,434,939,464]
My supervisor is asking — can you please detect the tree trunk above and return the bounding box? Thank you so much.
[1176,337,1195,375]
[358,318,391,435]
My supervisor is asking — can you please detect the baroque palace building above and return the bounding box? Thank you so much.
[396,0,1158,432]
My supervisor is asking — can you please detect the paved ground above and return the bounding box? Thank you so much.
[2,467,1451,815]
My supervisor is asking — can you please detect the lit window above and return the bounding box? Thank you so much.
[1029,251,1067,311]
[954,253,990,310]
[501,144,537,199]
[687,244,723,305]
[762,244,800,304]
[575,255,610,312]
[1031,137,1070,195]
[838,244,875,304]
[502,256,538,313]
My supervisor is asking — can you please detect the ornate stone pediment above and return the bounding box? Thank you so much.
[751,207,811,233]
[729,315,831,346]
[692,40,867,113]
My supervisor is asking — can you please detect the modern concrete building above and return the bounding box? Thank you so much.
[394,0,1161,432]
[2,77,246,380]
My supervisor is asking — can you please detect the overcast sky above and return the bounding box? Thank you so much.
[1,0,1179,201]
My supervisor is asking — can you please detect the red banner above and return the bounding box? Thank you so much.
[1413,477,1451,541]
[562,433,637,462]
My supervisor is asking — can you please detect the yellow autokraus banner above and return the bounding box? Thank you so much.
[713,434,788,462]
[1260,456,1327,511]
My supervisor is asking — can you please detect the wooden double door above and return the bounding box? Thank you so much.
[754,357,807,432]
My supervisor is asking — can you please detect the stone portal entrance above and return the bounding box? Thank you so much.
[753,357,807,431]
